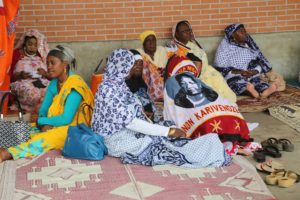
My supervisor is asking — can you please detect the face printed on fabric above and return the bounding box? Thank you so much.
[46,55,67,79]
[143,35,157,55]
[24,37,38,55]
[176,23,192,44]
[232,27,247,44]
[180,76,201,95]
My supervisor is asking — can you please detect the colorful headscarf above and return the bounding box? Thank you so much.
[92,49,145,136]
[139,30,156,44]
[215,23,271,73]
[14,29,49,63]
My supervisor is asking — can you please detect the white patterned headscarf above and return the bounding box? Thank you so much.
[214,23,271,73]
[14,29,49,63]
[92,49,145,136]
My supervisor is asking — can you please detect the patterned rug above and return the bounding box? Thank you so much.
[237,85,300,113]
[0,150,275,200]
[269,103,300,133]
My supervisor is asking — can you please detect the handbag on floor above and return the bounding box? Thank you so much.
[62,103,107,160]
[0,92,31,149]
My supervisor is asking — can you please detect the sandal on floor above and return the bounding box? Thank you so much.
[263,145,281,158]
[253,149,266,163]
[256,160,284,173]
[261,137,282,151]
[265,169,286,185]
[278,171,299,188]
[278,138,294,152]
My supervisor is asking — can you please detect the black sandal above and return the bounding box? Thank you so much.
[253,149,266,163]
[263,145,281,158]
[261,137,282,151]
[278,138,294,152]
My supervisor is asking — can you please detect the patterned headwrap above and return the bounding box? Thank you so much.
[14,29,49,63]
[139,30,156,44]
[224,23,244,41]
[92,49,145,136]
[214,23,272,73]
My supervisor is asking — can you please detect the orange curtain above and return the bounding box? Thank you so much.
[0,0,20,112]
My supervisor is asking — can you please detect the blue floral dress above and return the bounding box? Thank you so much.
[91,48,231,168]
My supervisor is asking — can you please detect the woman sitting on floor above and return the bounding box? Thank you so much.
[214,23,285,98]
[10,29,50,112]
[126,49,157,121]
[0,45,94,163]
[137,30,168,102]
[167,20,237,103]
[91,48,232,168]
[163,58,251,154]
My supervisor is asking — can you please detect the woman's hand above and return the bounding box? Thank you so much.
[241,70,258,78]
[168,128,186,138]
[144,111,154,119]
[37,68,47,77]
[40,125,53,132]
[231,69,245,75]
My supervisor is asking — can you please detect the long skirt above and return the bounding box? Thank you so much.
[104,129,232,168]
[10,79,49,112]
[8,126,68,160]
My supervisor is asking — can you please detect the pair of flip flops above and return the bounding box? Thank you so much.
[261,137,294,152]
[256,160,285,174]
[253,145,282,162]
[265,170,300,188]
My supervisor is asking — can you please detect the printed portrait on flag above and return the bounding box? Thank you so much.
[164,72,250,143]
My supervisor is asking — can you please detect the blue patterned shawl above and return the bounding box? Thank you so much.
[214,23,272,74]
[91,49,145,136]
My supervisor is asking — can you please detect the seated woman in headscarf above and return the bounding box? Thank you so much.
[0,45,94,163]
[126,49,156,120]
[214,23,285,98]
[167,20,237,103]
[91,48,232,168]
[10,29,50,112]
[164,61,251,152]
[137,30,168,102]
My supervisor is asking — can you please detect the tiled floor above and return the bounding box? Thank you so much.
[243,112,300,200]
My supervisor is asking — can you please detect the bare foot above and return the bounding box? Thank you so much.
[260,83,277,98]
[237,148,252,156]
[0,148,12,163]
[246,82,259,98]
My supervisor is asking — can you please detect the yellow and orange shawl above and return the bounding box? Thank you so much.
[48,74,94,126]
